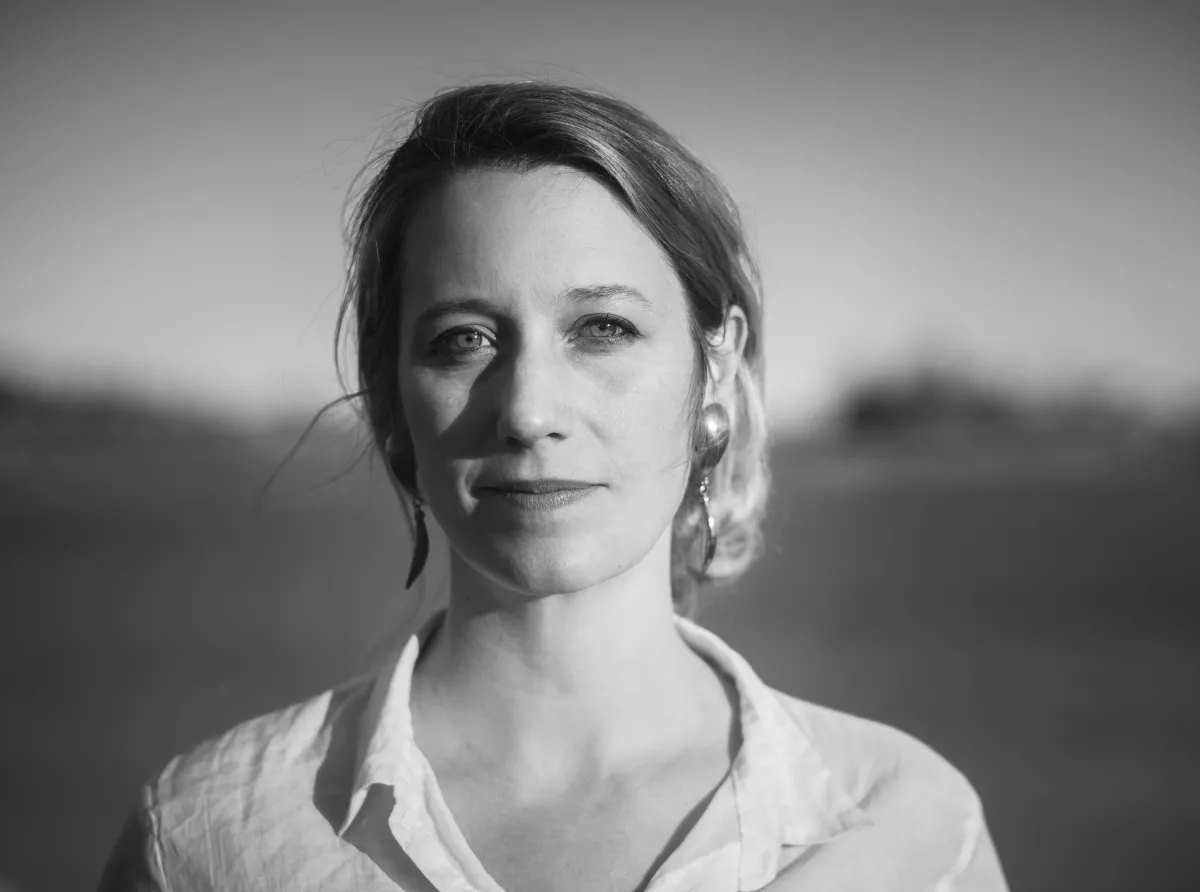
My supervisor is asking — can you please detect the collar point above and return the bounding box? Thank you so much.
[779,804,874,848]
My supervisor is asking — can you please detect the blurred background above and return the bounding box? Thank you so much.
[2,1,1199,890]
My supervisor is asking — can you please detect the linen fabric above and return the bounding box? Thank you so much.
[96,613,1008,891]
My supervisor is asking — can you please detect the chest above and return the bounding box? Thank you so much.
[434,766,728,892]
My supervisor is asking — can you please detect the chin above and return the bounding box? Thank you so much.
[465,533,629,598]
[503,550,613,597]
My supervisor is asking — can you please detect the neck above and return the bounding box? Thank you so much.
[410,533,731,787]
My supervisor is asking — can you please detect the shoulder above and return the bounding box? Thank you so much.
[768,689,1009,889]
[151,674,372,814]
[771,688,982,816]
[125,674,375,886]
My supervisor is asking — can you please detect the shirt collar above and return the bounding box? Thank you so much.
[335,610,441,837]
[336,610,871,886]
[673,618,872,889]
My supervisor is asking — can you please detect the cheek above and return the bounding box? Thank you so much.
[397,369,470,481]
[401,373,457,437]
[601,353,695,484]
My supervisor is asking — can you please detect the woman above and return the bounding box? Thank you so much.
[98,82,1008,891]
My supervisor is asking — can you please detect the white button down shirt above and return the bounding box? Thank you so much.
[97,611,1008,891]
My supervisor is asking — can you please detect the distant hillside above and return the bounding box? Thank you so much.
[0,376,242,439]
[822,363,1200,460]
[0,375,366,458]
[833,365,1145,434]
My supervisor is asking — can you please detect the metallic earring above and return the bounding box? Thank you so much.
[696,402,731,573]
[405,492,429,590]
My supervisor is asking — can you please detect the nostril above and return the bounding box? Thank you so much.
[495,402,562,447]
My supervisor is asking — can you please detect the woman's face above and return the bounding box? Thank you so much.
[398,166,699,597]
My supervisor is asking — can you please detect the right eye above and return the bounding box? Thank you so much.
[430,326,495,358]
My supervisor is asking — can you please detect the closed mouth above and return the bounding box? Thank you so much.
[482,479,598,495]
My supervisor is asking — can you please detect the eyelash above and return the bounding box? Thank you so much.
[429,314,640,359]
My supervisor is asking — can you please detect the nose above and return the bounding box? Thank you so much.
[494,339,571,447]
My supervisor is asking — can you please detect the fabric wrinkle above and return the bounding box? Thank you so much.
[109,612,1007,891]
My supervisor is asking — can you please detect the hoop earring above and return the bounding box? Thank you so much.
[696,403,731,573]
[405,492,429,590]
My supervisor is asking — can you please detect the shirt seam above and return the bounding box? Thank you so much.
[934,789,983,892]
[727,757,756,892]
[142,782,174,892]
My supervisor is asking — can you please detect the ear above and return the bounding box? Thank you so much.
[704,304,749,407]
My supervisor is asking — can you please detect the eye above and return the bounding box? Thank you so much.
[578,314,638,343]
[430,326,495,358]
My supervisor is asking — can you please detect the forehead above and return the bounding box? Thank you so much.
[401,167,683,307]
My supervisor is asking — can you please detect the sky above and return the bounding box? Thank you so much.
[2,0,1198,431]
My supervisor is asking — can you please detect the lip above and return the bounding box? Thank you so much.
[480,478,597,494]
[476,479,600,512]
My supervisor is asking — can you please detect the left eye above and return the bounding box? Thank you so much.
[581,318,631,338]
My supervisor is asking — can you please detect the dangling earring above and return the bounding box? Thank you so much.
[387,435,429,590]
[696,402,731,573]
[405,492,429,590]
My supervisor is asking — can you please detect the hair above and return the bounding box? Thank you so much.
[330,81,771,616]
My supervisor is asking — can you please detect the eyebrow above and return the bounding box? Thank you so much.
[562,284,653,309]
[413,283,652,331]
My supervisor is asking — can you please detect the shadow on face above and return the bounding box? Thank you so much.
[396,166,700,599]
